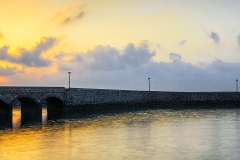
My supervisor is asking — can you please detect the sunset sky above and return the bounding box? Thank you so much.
[1,0,240,91]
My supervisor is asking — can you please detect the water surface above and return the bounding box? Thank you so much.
[0,108,240,160]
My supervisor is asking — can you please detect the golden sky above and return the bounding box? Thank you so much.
[1,0,240,91]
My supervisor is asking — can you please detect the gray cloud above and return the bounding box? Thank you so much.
[54,52,65,60]
[62,58,239,92]
[179,40,186,46]
[55,52,83,71]
[237,34,240,47]
[61,11,85,25]
[87,45,124,71]
[74,54,83,62]
[169,53,182,62]
[58,65,71,71]
[0,66,17,76]
[87,42,156,71]
[0,37,55,67]
[209,32,220,44]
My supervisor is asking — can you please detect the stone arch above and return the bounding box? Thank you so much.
[10,94,39,105]
[12,94,42,126]
[41,94,64,120]
[40,94,64,104]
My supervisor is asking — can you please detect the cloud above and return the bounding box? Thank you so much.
[58,65,71,71]
[10,44,240,92]
[86,41,156,71]
[74,54,83,62]
[8,39,237,92]
[209,32,220,44]
[61,11,85,25]
[54,52,83,71]
[0,31,4,39]
[59,56,238,92]
[237,34,240,47]
[179,40,186,46]
[0,66,17,76]
[169,53,182,62]
[0,37,56,67]
[50,6,86,26]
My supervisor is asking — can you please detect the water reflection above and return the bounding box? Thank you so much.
[12,108,21,129]
[42,107,48,126]
[12,107,48,129]
[1,109,240,160]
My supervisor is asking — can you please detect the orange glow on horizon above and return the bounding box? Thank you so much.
[0,76,9,84]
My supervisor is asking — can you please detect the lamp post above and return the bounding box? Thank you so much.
[148,78,150,91]
[68,72,71,89]
[236,79,238,92]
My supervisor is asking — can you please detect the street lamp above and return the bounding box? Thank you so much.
[148,78,150,91]
[68,72,71,89]
[236,79,238,92]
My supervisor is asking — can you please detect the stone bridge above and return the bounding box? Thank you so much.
[1,86,240,128]
[0,87,66,127]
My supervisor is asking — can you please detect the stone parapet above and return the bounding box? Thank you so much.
[0,87,65,93]
[65,88,240,110]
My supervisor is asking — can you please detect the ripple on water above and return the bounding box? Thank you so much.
[0,108,240,160]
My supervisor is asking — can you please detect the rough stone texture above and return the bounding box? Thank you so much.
[0,87,65,104]
[65,88,240,111]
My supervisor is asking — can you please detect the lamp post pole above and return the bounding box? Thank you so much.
[68,72,71,89]
[148,78,150,91]
[236,79,238,92]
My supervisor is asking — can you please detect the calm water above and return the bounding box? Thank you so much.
[0,108,240,160]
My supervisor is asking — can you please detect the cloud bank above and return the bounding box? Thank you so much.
[0,37,55,67]
[51,41,240,92]
[85,42,156,71]
[0,39,239,92]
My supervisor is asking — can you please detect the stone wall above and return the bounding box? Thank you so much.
[65,88,240,111]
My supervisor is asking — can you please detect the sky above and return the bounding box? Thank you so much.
[0,0,240,92]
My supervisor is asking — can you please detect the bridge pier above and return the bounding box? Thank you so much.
[0,101,12,128]
[19,98,42,126]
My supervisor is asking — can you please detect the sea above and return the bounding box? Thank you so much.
[0,107,240,160]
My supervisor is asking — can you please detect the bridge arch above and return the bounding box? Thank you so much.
[10,94,42,125]
[10,94,39,105]
[40,94,64,104]
[41,94,64,120]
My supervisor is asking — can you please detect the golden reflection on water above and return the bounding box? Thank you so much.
[1,109,240,160]
[12,108,21,129]
[12,108,48,130]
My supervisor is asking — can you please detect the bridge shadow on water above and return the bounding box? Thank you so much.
[0,106,65,130]
[1,103,240,130]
